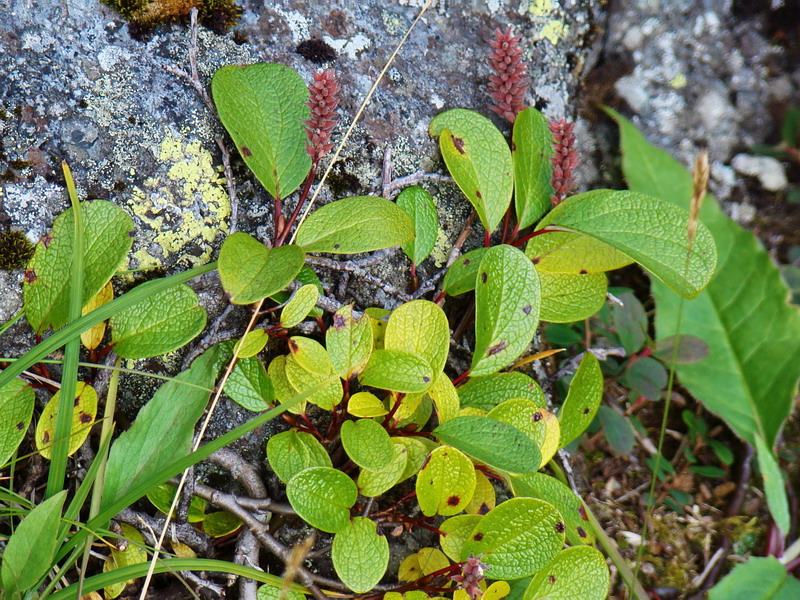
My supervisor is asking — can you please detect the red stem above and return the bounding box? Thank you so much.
[452,370,471,387]
[501,207,512,244]
[512,226,559,248]
[275,166,317,247]
[484,229,491,247]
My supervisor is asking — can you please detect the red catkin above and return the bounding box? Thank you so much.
[450,554,488,600]
[488,27,530,124]
[305,69,340,163]
[549,118,580,205]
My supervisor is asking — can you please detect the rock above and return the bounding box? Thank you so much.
[731,154,789,192]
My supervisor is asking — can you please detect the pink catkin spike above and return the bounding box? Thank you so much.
[487,27,530,124]
[305,69,341,164]
[450,554,488,600]
[549,118,580,206]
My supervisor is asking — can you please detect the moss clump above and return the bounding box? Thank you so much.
[99,0,241,35]
[0,230,36,270]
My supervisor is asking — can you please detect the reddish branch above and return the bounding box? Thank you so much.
[488,27,529,124]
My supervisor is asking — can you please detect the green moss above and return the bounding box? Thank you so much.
[99,0,241,34]
[0,230,36,270]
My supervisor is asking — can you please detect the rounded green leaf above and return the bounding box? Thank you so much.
[267,430,332,484]
[397,186,439,266]
[332,517,390,593]
[385,300,449,376]
[708,556,800,600]
[234,329,269,358]
[347,392,388,418]
[280,284,320,328]
[539,271,607,323]
[224,357,274,412]
[327,305,374,379]
[288,336,334,375]
[429,109,513,232]
[558,353,603,448]
[268,355,305,414]
[433,416,540,475]
[23,200,133,334]
[513,107,554,229]
[534,190,717,298]
[472,245,540,376]
[458,372,545,411]
[341,418,394,471]
[510,473,594,546]
[359,349,434,393]
[526,233,632,274]
[284,355,342,410]
[358,440,408,497]
[202,511,243,537]
[110,284,206,358]
[416,445,476,516]
[258,584,306,600]
[102,523,147,599]
[286,466,357,533]
[395,436,437,483]
[36,382,97,460]
[611,292,648,353]
[523,546,609,600]
[439,514,483,562]
[296,196,414,254]
[624,356,667,401]
[428,373,459,425]
[219,233,306,305]
[461,498,565,580]
[442,247,489,296]
[146,483,206,523]
[486,399,556,469]
[212,63,311,200]
[0,379,35,467]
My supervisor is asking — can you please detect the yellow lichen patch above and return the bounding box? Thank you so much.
[540,20,569,45]
[430,227,450,268]
[126,131,230,270]
[528,0,554,17]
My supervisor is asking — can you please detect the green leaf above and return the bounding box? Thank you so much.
[359,349,434,393]
[557,353,603,448]
[510,473,594,546]
[211,63,311,199]
[35,382,97,460]
[472,245,540,376]
[266,430,332,484]
[146,483,207,523]
[754,434,790,535]
[280,284,320,328]
[597,406,635,455]
[327,305,374,379]
[428,373,459,425]
[611,292,647,353]
[513,107,554,229]
[395,436,437,483]
[434,415,541,475]
[416,445,476,516]
[397,186,439,266]
[270,265,324,319]
[284,354,343,410]
[332,517,390,593]
[101,344,229,511]
[286,466,357,533]
[461,497,564,580]
[224,357,275,412]
[458,372,545,411]
[429,109,513,232]
[202,510,242,537]
[348,392,388,418]
[341,418,395,471]
[442,247,489,296]
[610,107,800,448]
[624,357,667,401]
[385,300,449,376]
[526,233,632,275]
[288,336,334,375]
[708,556,800,600]
[219,233,305,305]
[234,329,269,358]
[485,399,551,470]
[269,355,305,414]
[523,546,609,600]
[258,584,306,600]
[0,379,34,467]
[781,106,800,147]
[296,196,414,254]
[538,271,607,323]
[357,440,408,497]
[23,200,133,334]
[533,189,717,298]
[439,514,483,562]
[652,335,709,365]
[110,284,206,358]
[0,490,67,595]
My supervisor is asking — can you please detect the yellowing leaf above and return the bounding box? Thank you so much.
[80,281,113,350]
[398,553,423,582]
[428,374,459,425]
[103,524,147,599]
[288,336,333,375]
[523,546,609,600]
[439,514,483,562]
[539,271,607,323]
[416,445,476,516]
[465,469,496,515]
[348,391,388,418]
[358,440,408,497]
[484,581,511,600]
[395,436,437,483]
[234,329,268,358]
[327,305,374,379]
[268,355,305,415]
[385,300,450,376]
[285,354,342,410]
[280,284,319,328]
[0,379,35,467]
[36,382,97,460]
[417,547,450,575]
[360,349,434,394]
